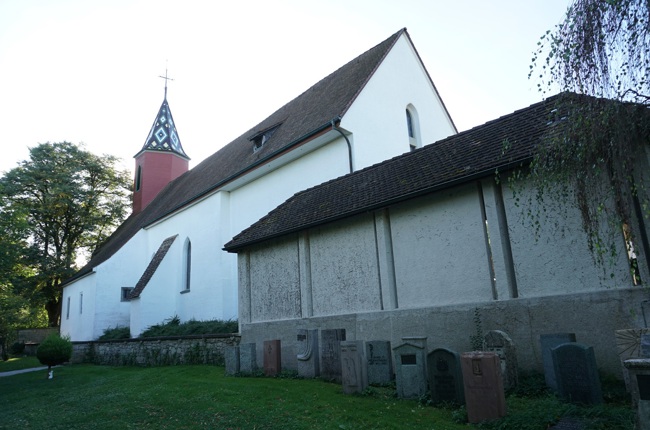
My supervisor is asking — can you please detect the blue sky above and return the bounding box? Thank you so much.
[0,0,570,175]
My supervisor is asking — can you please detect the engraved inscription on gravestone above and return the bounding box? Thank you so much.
[320,329,346,382]
[366,341,392,385]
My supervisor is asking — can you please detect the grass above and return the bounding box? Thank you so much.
[0,356,42,372]
[0,364,635,430]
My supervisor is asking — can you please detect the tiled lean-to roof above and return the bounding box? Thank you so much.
[63,29,413,286]
[224,92,586,252]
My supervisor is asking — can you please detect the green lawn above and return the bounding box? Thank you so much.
[0,356,42,372]
[0,364,635,430]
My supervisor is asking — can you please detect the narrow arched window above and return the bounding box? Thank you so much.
[406,105,421,151]
[182,239,191,292]
[135,165,142,191]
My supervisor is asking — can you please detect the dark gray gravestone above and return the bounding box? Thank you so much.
[641,335,650,358]
[366,341,392,385]
[552,343,602,404]
[427,348,464,405]
[483,330,518,391]
[297,329,319,378]
[393,341,427,399]
[224,345,240,375]
[239,342,257,374]
[340,341,368,394]
[540,333,576,391]
[320,329,346,382]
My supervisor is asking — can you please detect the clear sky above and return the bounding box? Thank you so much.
[0,0,570,176]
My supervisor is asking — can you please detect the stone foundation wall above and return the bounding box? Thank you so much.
[71,334,240,366]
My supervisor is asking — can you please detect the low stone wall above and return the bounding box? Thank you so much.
[17,327,60,355]
[71,334,240,366]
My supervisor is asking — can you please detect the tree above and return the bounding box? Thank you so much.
[526,0,650,278]
[36,333,72,375]
[0,142,131,326]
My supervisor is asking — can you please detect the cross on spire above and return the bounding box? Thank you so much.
[159,67,174,99]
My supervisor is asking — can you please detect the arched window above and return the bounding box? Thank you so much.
[182,238,191,292]
[135,165,142,191]
[405,105,421,151]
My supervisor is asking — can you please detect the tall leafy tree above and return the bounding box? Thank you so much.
[525,0,650,276]
[0,142,131,326]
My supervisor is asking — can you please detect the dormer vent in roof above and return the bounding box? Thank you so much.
[249,123,282,153]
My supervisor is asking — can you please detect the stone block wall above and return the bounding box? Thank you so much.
[71,334,240,366]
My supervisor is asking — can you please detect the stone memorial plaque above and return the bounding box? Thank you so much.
[552,342,602,404]
[484,330,518,391]
[638,374,650,401]
[297,329,320,378]
[224,345,240,375]
[427,348,464,405]
[366,341,392,385]
[623,359,650,430]
[460,351,506,423]
[393,341,427,399]
[263,339,281,376]
[340,341,368,394]
[615,328,650,392]
[642,335,650,358]
[540,333,576,391]
[239,342,257,374]
[320,329,346,382]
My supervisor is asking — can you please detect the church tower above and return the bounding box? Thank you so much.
[133,75,189,214]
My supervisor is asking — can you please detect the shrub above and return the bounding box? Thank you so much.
[9,341,25,355]
[99,326,131,340]
[36,334,72,371]
[141,317,238,338]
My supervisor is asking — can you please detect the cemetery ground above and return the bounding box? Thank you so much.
[0,359,635,429]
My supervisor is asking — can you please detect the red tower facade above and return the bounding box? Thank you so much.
[133,98,189,214]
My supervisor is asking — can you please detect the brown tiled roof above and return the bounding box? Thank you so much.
[63,29,410,286]
[129,235,178,299]
[223,93,579,252]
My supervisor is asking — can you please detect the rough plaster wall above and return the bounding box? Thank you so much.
[249,237,301,322]
[391,185,493,307]
[240,287,647,377]
[309,214,382,316]
[502,178,633,296]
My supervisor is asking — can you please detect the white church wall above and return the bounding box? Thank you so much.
[342,33,456,170]
[60,273,96,341]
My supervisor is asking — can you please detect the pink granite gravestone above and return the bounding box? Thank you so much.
[263,339,281,376]
[460,351,506,423]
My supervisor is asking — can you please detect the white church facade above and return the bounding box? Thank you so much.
[60,29,457,341]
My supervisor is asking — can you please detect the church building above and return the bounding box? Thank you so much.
[60,29,457,341]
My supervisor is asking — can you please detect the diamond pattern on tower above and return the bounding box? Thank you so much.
[139,99,189,159]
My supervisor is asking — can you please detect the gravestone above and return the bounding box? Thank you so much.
[263,339,281,376]
[615,328,650,392]
[393,341,427,399]
[540,333,576,391]
[340,341,368,394]
[296,329,320,378]
[460,351,506,423]
[427,348,464,405]
[642,335,650,358]
[623,359,650,430]
[483,330,518,391]
[239,342,257,374]
[552,342,602,404]
[224,345,240,375]
[320,329,346,382]
[366,341,392,385]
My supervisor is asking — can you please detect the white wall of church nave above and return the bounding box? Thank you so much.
[227,137,350,238]
[141,191,235,326]
[60,273,96,341]
[341,34,456,170]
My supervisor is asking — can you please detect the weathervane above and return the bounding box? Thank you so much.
[159,64,174,99]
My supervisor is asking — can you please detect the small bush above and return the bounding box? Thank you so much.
[140,317,238,338]
[99,326,131,340]
[36,334,72,370]
[9,341,25,355]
